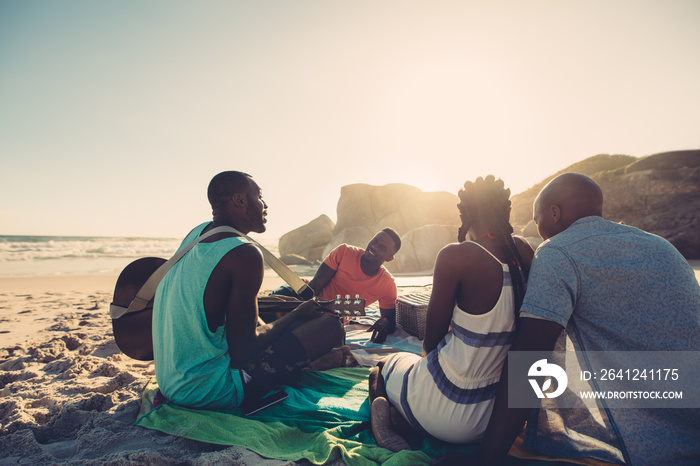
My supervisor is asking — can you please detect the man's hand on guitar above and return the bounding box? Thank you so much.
[292,299,325,320]
[367,317,395,343]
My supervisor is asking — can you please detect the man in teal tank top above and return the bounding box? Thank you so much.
[152,171,344,410]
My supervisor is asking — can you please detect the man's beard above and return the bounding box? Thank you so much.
[247,203,266,233]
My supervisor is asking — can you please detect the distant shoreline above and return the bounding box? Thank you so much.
[0,234,280,279]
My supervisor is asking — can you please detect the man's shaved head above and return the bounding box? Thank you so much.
[533,173,603,239]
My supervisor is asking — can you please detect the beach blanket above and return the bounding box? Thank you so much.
[135,306,618,465]
[136,367,573,466]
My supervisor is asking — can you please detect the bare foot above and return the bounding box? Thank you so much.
[371,397,410,452]
[341,345,357,367]
[310,346,351,371]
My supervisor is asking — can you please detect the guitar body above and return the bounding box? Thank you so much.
[111,257,166,361]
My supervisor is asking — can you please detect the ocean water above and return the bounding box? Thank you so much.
[0,235,281,278]
[1,236,696,285]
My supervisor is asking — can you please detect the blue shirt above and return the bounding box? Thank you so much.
[520,216,700,465]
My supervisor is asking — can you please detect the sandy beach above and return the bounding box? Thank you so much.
[2,264,699,465]
[0,274,332,465]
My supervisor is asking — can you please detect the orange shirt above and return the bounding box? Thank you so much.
[318,243,397,309]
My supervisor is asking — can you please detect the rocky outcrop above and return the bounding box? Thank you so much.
[511,150,700,258]
[324,184,460,270]
[332,183,459,237]
[278,214,334,262]
[510,154,637,229]
[280,150,700,272]
[281,184,461,273]
[321,226,375,259]
[385,225,458,274]
[521,220,539,237]
[520,220,543,250]
[597,151,700,258]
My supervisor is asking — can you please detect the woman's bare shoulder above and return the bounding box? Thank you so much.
[439,241,482,256]
[436,241,492,269]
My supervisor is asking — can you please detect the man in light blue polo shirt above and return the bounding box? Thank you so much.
[460,173,700,466]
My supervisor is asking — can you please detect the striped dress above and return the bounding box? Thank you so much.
[381,247,516,443]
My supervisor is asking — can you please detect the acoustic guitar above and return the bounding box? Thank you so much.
[110,257,366,361]
[111,257,165,361]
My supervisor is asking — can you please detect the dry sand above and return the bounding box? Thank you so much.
[0,275,326,465]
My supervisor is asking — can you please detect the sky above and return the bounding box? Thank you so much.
[1,0,699,242]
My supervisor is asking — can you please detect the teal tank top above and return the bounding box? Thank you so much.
[153,222,247,409]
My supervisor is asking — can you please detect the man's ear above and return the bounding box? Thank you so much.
[231,192,247,208]
[550,205,561,224]
[385,255,395,263]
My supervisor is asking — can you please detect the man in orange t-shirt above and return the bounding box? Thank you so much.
[307,229,401,343]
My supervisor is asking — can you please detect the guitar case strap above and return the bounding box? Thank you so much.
[109,225,313,319]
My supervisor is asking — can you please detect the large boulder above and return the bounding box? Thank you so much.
[333,183,459,236]
[321,226,375,259]
[281,184,461,272]
[386,225,458,274]
[521,220,539,238]
[520,220,543,250]
[278,215,334,262]
[327,184,460,271]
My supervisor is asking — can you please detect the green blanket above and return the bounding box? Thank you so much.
[135,368,550,465]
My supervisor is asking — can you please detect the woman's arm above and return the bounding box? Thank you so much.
[422,244,463,355]
[512,235,535,273]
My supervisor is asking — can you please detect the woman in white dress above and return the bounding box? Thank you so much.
[369,175,534,451]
